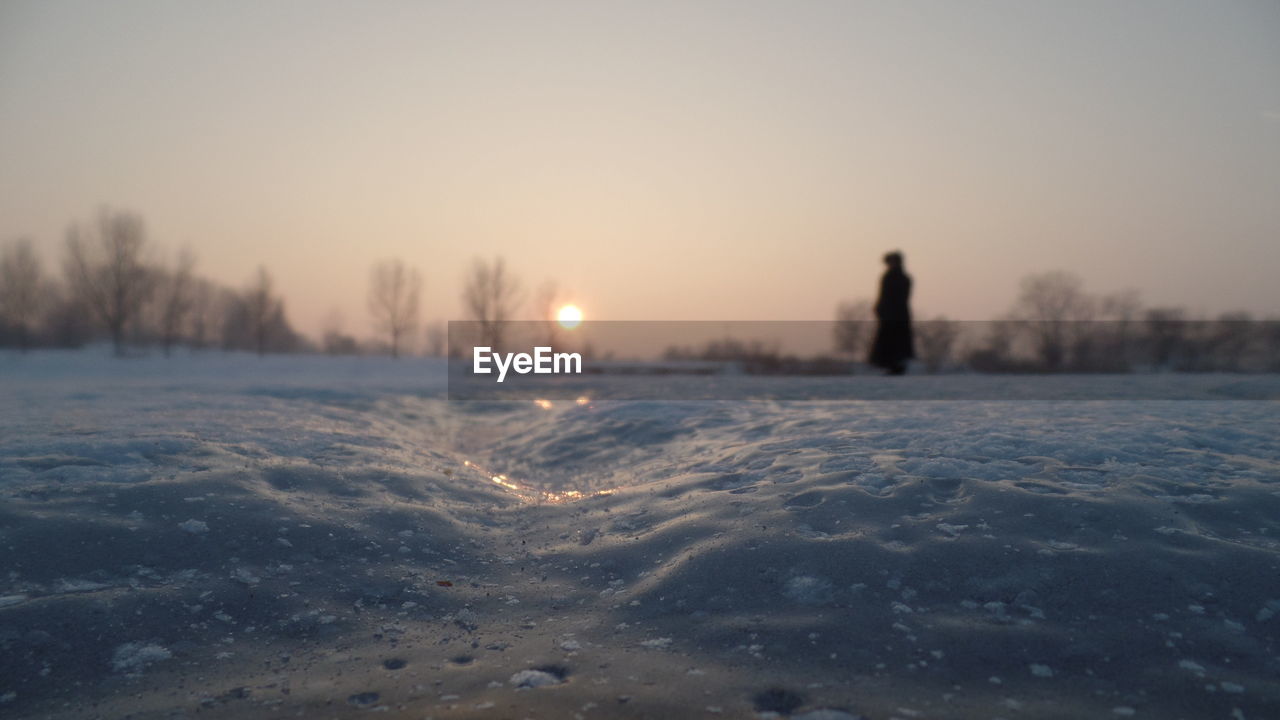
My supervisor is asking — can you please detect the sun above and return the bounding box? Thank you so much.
[556,304,583,330]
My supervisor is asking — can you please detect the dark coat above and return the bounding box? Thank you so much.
[869,267,914,370]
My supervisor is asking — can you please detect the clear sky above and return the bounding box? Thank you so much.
[2,0,1278,339]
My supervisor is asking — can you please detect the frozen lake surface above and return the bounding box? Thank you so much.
[2,350,1278,719]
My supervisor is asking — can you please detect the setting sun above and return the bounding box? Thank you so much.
[556,304,583,330]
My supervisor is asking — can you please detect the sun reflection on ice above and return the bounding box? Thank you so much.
[533,396,591,410]
[461,458,609,504]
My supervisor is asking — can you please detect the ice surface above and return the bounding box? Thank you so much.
[1,349,1278,718]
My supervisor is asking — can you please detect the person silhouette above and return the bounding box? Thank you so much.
[869,251,914,375]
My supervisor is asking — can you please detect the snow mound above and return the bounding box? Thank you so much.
[509,669,564,688]
[178,519,208,534]
[110,643,172,673]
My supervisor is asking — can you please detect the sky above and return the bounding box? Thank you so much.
[2,0,1278,340]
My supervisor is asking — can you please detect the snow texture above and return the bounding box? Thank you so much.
[1,349,1278,718]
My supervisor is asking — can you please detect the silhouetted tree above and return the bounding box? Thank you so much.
[915,316,959,373]
[368,259,421,358]
[246,267,279,356]
[534,280,565,348]
[155,249,196,356]
[1010,271,1095,370]
[187,278,220,350]
[1143,307,1189,369]
[1263,318,1280,372]
[1088,289,1143,371]
[322,309,360,355]
[42,289,93,348]
[323,333,359,355]
[966,320,1024,372]
[833,300,872,361]
[63,208,155,356]
[462,256,522,351]
[1210,311,1254,371]
[0,238,44,351]
[424,322,446,357]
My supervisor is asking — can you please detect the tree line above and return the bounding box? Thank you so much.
[666,272,1278,373]
[1,208,305,356]
[0,207,531,358]
[831,270,1280,373]
[4,209,1275,370]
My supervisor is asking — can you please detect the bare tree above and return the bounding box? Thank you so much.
[1144,307,1188,369]
[966,319,1021,372]
[915,316,960,373]
[1210,311,1254,371]
[833,299,873,361]
[219,274,302,355]
[424,321,446,357]
[1011,271,1095,370]
[322,308,360,355]
[462,256,523,351]
[0,238,44,351]
[368,259,421,358]
[1263,317,1280,372]
[63,208,155,356]
[534,280,564,348]
[187,278,220,350]
[155,248,196,356]
[244,266,280,357]
[1091,289,1143,370]
[42,284,93,349]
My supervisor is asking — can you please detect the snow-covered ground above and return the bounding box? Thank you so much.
[2,350,1278,719]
